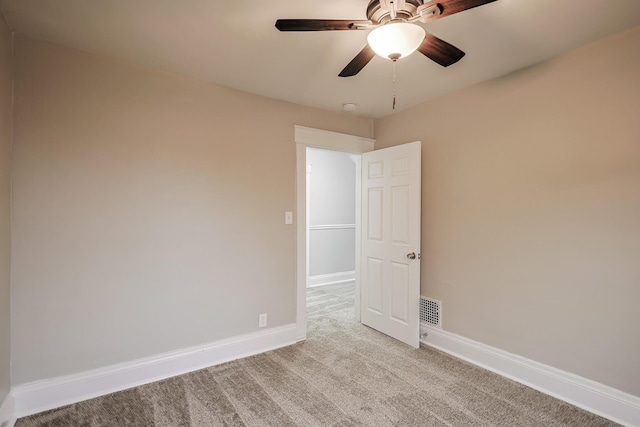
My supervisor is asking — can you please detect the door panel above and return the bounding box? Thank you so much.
[361,141,421,348]
[390,262,409,323]
[391,186,410,243]
[367,258,383,313]
[367,188,383,241]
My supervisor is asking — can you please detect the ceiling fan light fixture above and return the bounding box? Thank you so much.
[367,22,426,61]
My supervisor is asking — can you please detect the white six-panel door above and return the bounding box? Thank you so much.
[361,141,421,348]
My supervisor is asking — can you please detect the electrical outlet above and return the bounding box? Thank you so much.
[259,313,267,328]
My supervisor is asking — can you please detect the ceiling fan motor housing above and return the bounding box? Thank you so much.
[366,0,424,24]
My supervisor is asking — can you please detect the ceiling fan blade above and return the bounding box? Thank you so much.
[436,0,498,18]
[339,45,376,77]
[275,19,371,31]
[417,33,465,67]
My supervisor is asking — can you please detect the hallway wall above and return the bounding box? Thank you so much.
[307,148,356,286]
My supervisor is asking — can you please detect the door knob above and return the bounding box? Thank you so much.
[407,252,416,260]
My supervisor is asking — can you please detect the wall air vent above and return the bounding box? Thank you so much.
[420,296,442,328]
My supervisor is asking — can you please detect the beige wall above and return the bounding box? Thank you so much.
[0,17,12,403]
[375,26,640,396]
[10,37,372,385]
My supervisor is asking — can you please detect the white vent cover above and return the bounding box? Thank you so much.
[420,296,442,328]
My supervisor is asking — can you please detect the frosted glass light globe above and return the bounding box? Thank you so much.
[367,23,426,61]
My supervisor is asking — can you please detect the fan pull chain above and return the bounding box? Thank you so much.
[392,60,397,110]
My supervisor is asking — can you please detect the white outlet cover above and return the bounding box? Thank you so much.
[259,313,267,327]
[285,211,293,225]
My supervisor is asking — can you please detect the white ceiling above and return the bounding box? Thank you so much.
[1,0,640,119]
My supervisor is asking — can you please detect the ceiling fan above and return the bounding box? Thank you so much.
[275,0,497,77]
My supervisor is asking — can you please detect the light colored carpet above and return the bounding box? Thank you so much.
[16,282,618,426]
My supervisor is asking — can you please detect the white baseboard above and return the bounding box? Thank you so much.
[0,391,15,427]
[420,323,640,427]
[13,323,298,419]
[307,271,355,287]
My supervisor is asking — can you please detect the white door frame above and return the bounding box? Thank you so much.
[294,125,375,341]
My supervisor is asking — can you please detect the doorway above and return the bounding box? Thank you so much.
[294,126,375,341]
[306,148,357,288]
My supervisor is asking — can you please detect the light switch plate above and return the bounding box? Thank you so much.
[285,211,293,225]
